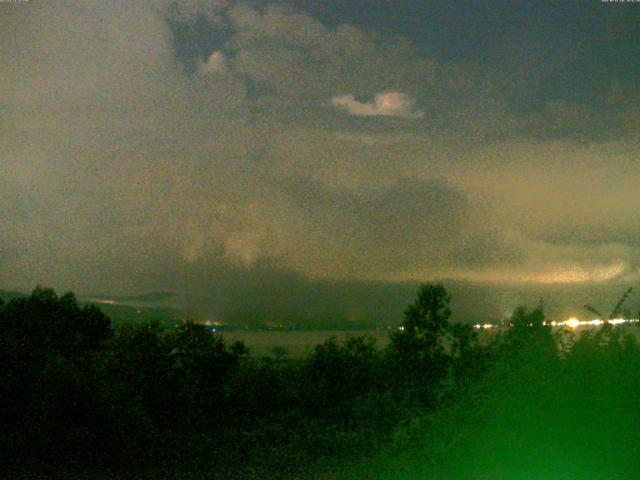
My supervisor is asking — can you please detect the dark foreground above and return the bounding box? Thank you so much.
[2,285,640,479]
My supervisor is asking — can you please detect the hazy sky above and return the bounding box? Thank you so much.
[1,1,639,322]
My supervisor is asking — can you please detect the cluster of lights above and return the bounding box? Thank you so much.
[473,317,640,330]
[548,317,640,328]
[474,323,497,330]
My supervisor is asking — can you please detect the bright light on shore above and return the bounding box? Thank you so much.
[473,317,640,330]
[473,323,498,329]
[548,318,640,328]
[564,317,581,329]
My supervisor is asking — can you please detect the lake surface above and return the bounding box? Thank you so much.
[219,329,391,357]
[220,323,640,357]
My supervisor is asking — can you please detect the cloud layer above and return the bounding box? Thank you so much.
[332,92,424,119]
[1,0,640,322]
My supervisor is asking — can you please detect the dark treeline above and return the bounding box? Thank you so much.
[2,285,640,479]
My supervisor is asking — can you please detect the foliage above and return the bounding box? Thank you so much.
[0,286,112,354]
[387,284,452,407]
[500,301,556,362]
[4,283,640,479]
[390,284,451,357]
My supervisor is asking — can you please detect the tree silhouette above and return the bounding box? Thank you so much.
[0,286,112,354]
[502,301,556,363]
[390,283,451,358]
[387,284,452,407]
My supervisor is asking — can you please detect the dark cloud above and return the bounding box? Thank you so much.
[533,222,640,249]
[1,0,639,324]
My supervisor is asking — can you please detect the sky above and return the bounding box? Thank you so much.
[1,1,639,324]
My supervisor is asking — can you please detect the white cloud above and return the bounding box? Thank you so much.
[225,5,439,108]
[198,50,228,75]
[332,91,424,119]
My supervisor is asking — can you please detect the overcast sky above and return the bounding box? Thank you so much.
[1,1,639,323]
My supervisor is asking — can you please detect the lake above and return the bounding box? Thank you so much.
[219,329,391,357]
[219,323,640,357]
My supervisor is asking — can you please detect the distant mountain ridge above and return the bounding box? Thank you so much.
[0,288,179,326]
[3,280,639,330]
